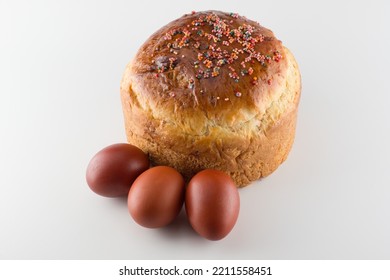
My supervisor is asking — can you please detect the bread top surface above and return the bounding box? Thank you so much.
[122,11,298,136]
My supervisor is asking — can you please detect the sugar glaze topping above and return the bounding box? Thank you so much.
[150,11,282,100]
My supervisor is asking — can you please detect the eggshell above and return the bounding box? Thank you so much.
[185,169,240,240]
[128,166,185,228]
[86,143,149,197]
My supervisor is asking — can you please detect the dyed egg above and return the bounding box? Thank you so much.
[86,143,149,197]
[128,166,185,228]
[185,169,240,241]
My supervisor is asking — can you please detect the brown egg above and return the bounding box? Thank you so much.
[86,143,149,197]
[128,166,185,228]
[185,169,240,241]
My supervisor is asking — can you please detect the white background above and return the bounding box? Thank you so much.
[1,0,389,259]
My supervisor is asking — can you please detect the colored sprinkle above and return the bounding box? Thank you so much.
[272,51,282,62]
[235,91,242,97]
[241,69,248,76]
[188,78,195,89]
[212,67,220,77]
[229,12,239,18]
[203,59,213,68]
[251,76,258,85]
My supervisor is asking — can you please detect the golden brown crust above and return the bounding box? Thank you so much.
[120,11,301,187]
